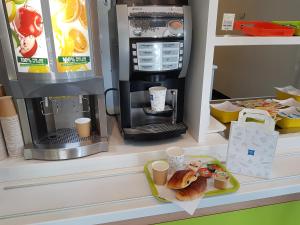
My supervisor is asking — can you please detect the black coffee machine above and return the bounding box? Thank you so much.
[114,0,191,140]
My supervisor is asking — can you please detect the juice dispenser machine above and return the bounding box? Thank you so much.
[0,0,108,160]
[114,0,191,140]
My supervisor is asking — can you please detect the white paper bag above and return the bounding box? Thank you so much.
[227,109,279,179]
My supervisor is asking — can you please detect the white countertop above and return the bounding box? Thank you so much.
[0,121,300,225]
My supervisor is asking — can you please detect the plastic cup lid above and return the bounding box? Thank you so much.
[75,117,91,124]
[149,86,167,91]
[152,161,169,171]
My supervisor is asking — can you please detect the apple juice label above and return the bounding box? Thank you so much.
[4,0,50,73]
[49,0,92,73]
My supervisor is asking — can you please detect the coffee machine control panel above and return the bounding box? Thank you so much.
[131,41,184,72]
[128,6,185,72]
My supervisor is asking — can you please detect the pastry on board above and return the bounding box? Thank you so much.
[175,176,207,201]
[167,170,197,190]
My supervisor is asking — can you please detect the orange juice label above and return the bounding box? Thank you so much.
[49,0,91,72]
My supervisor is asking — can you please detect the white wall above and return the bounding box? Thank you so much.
[214,46,300,98]
[213,0,300,98]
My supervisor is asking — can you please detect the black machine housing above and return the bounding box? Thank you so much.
[115,1,191,140]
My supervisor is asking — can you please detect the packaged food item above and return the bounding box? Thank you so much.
[273,98,300,108]
[277,107,300,129]
[188,161,202,172]
[199,168,213,178]
[275,86,300,102]
[235,99,283,121]
[214,171,230,190]
[210,101,242,123]
[207,163,225,173]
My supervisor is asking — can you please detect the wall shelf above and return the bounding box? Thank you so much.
[215,35,300,46]
[186,0,300,144]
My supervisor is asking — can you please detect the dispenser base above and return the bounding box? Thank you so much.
[123,122,187,140]
[24,138,108,161]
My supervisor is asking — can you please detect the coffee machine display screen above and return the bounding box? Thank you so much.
[134,42,183,72]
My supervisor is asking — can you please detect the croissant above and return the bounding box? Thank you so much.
[175,176,207,201]
[167,170,197,190]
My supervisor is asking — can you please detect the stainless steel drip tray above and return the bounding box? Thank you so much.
[123,122,187,140]
[36,128,101,148]
[24,128,108,160]
[143,105,174,117]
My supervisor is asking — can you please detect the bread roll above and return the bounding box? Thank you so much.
[167,170,197,190]
[175,176,207,201]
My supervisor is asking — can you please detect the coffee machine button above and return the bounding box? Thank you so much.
[180,50,184,54]
[132,44,137,49]
[133,51,137,56]
[179,57,183,61]
[180,43,184,47]
[133,58,138,63]
[134,65,139,70]
[179,63,183,68]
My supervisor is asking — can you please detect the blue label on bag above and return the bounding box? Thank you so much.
[248,149,255,156]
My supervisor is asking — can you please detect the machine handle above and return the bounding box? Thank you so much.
[171,90,177,125]
[104,88,119,116]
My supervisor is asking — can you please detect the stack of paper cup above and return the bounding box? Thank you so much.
[0,88,8,160]
[0,125,7,161]
[149,86,167,112]
[0,96,24,158]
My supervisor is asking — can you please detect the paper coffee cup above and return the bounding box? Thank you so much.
[0,96,17,118]
[75,118,91,138]
[0,84,5,97]
[149,86,167,112]
[152,161,169,185]
[166,146,185,172]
